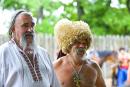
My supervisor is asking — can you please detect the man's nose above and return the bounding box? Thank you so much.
[27,27,33,32]
[79,43,86,48]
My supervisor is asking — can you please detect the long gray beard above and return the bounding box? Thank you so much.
[20,33,37,54]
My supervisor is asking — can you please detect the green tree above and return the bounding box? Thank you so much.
[1,0,130,35]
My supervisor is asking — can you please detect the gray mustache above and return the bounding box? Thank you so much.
[76,48,86,53]
[25,32,34,36]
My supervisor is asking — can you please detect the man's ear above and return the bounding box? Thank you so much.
[11,27,15,37]
[12,27,15,32]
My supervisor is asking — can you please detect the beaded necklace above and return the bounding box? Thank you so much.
[70,61,84,87]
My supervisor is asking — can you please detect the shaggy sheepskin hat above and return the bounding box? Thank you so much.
[54,19,92,54]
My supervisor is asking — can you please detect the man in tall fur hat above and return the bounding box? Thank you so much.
[53,19,106,87]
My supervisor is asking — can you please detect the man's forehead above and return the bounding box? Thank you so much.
[18,11,32,17]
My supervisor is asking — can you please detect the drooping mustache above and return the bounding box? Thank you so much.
[24,31,34,37]
[76,47,86,54]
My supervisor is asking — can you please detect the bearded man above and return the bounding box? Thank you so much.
[0,10,60,87]
[53,19,106,87]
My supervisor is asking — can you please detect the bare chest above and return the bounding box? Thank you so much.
[57,64,97,87]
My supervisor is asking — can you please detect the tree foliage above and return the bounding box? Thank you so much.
[0,0,130,35]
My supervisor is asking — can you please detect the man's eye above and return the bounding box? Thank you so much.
[31,22,35,27]
[22,24,29,27]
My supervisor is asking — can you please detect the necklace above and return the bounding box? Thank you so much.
[70,61,84,87]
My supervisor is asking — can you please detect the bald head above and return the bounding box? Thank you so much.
[15,12,33,22]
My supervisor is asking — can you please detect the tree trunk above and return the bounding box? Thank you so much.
[37,6,44,23]
[76,0,84,20]
[127,0,130,13]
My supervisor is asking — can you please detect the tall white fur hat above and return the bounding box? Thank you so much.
[54,19,92,54]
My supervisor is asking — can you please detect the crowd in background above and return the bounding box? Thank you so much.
[87,47,130,87]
